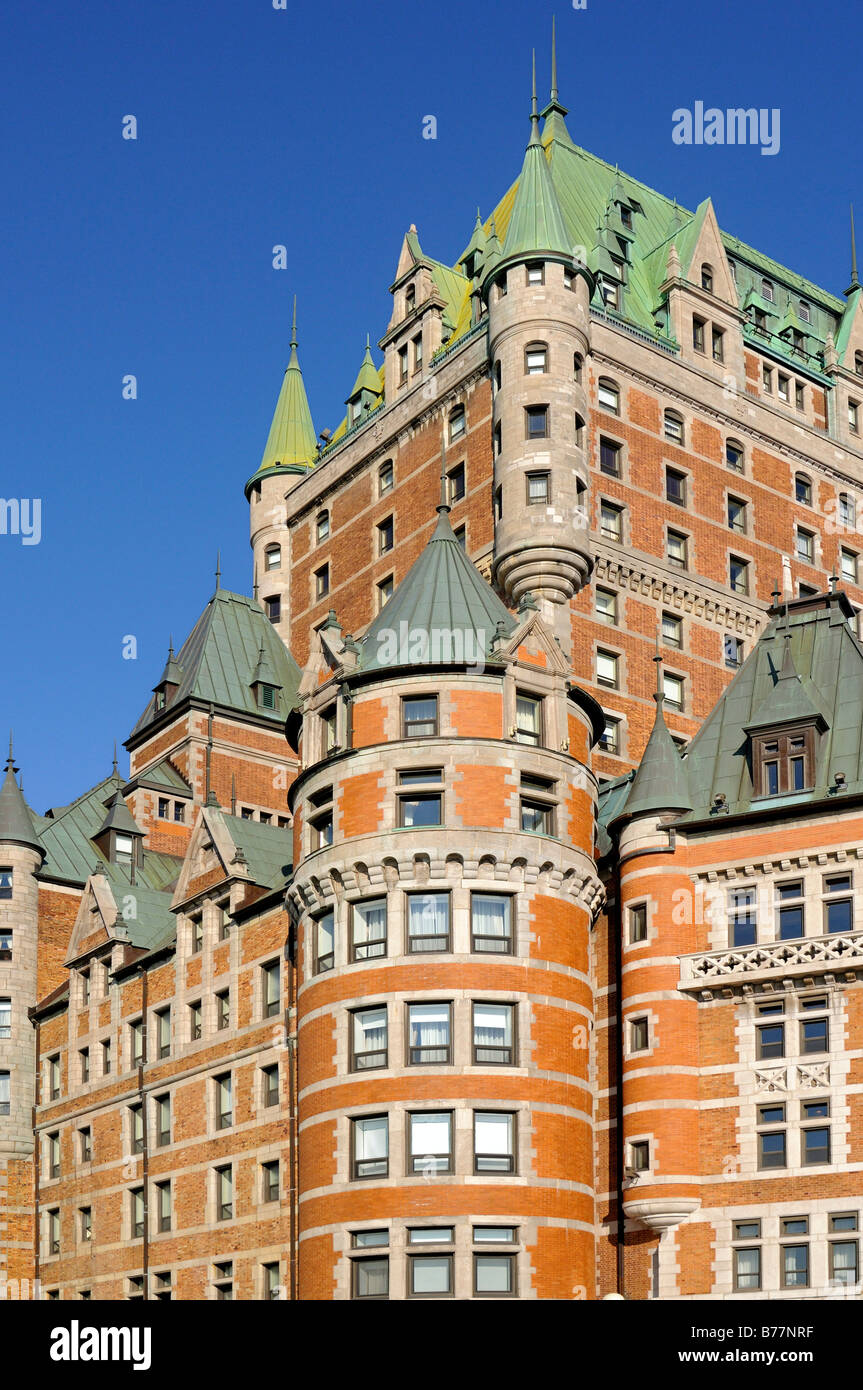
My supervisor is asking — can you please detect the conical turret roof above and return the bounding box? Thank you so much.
[0,739,44,855]
[154,640,183,692]
[347,337,382,401]
[611,660,691,826]
[96,790,144,840]
[358,484,516,674]
[245,298,316,496]
[501,57,572,264]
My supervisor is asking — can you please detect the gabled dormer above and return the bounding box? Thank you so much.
[91,791,145,873]
[249,640,283,712]
[153,641,183,712]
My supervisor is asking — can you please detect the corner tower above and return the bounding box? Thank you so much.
[286,479,605,1299]
[245,297,317,648]
[483,59,594,657]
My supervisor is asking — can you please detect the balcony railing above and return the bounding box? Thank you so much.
[679,929,863,992]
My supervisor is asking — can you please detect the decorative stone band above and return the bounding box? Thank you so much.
[288,848,606,921]
[592,549,762,637]
[679,928,863,996]
[753,1061,830,1093]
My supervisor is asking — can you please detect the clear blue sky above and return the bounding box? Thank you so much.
[1,0,858,812]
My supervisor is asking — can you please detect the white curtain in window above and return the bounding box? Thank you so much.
[355,1009,387,1053]
[356,1116,388,1161]
[474,1004,511,1048]
[353,899,386,943]
[833,1244,857,1280]
[317,913,334,956]
[0,1071,11,1107]
[408,894,448,941]
[472,895,510,939]
[358,1259,388,1297]
[475,1113,512,1155]
[409,1004,449,1049]
[410,1112,450,1156]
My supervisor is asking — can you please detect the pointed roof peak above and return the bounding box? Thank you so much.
[252,304,317,479]
[846,203,860,297]
[0,743,43,855]
[612,637,691,826]
[496,69,573,270]
[96,790,144,840]
[540,14,574,147]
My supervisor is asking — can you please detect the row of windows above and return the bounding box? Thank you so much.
[756,1096,834,1168]
[733,1213,859,1292]
[45,968,281,1097]
[350,1110,517,1179]
[43,1158,283,1253]
[43,1262,282,1302]
[594,591,745,671]
[348,999,516,1070]
[629,877,854,948]
[155,797,187,823]
[597,646,686,708]
[350,1227,519,1300]
[313,892,519,974]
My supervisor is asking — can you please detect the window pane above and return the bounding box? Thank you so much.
[352,899,386,958]
[408,1004,450,1063]
[471,894,511,951]
[475,1112,513,1171]
[515,696,541,745]
[410,1112,450,1155]
[408,1227,454,1244]
[411,1256,451,1295]
[474,1003,513,1062]
[408,894,449,950]
[355,1257,389,1298]
[475,1255,513,1294]
[353,1008,387,1066]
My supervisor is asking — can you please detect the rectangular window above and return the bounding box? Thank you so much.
[842,548,859,584]
[667,530,688,569]
[155,1093,170,1147]
[663,673,684,710]
[599,717,620,755]
[595,587,618,626]
[79,1127,91,1163]
[48,1131,60,1179]
[156,1181,171,1233]
[474,1111,515,1174]
[724,635,744,668]
[756,1023,785,1060]
[729,555,749,594]
[407,1002,451,1065]
[526,263,544,286]
[352,1256,389,1300]
[525,406,548,440]
[526,470,550,504]
[728,496,747,533]
[215,1073,233,1130]
[473,1002,515,1064]
[190,914,203,953]
[520,797,553,835]
[156,1007,171,1059]
[407,893,450,953]
[600,500,622,541]
[130,1187,144,1239]
[692,316,705,352]
[261,1160,280,1203]
[79,1048,90,1083]
[762,365,773,393]
[515,693,542,745]
[314,565,329,600]
[796,527,814,563]
[825,875,853,934]
[712,326,724,361]
[629,903,647,943]
[315,911,334,973]
[262,1064,279,1108]
[262,961,280,1018]
[599,438,621,476]
[216,989,230,1032]
[216,1165,233,1220]
[399,791,442,828]
[351,898,387,961]
[189,1000,202,1041]
[666,468,686,505]
[830,1235,859,1285]
[802,1124,831,1166]
[596,649,619,689]
[409,1111,452,1174]
[398,345,408,382]
[379,461,393,495]
[734,1246,761,1291]
[0,997,9,1040]
[351,1007,387,1071]
[630,1016,649,1052]
[471,894,513,953]
[79,1207,92,1243]
[661,611,683,649]
[757,1110,787,1169]
[525,346,547,374]
[130,1102,144,1154]
[778,373,790,402]
[377,517,394,555]
[447,462,466,503]
[776,880,804,940]
[796,382,805,411]
[409,1255,452,1298]
[129,1019,143,1067]
[412,334,422,370]
[351,1116,388,1180]
[403,696,438,738]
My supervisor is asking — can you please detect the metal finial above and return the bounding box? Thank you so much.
[438,434,449,512]
[112,741,118,777]
[215,550,221,589]
[253,563,259,601]
[550,15,558,101]
[231,774,237,817]
[851,204,859,290]
[653,627,664,701]
[290,295,298,348]
[829,571,839,593]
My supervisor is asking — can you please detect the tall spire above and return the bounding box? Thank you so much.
[541,15,574,148]
[0,737,43,854]
[847,204,860,296]
[498,53,572,265]
[438,434,449,515]
[529,48,540,145]
[215,550,222,591]
[255,295,317,474]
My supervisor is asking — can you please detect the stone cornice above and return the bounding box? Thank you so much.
[592,543,766,636]
[691,845,863,883]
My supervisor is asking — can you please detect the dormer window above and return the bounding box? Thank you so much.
[701,263,713,293]
[620,206,632,230]
[753,727,815,797]
[115,835,133,865]
[155,688,167,711]
[405,283,416,316]
[761,278,774,302]
[259,684,277,710]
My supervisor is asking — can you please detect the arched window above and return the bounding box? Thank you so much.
[449,405,466,443]
[761,278,774,302]
[494,360,501,393]
[726,439,745,473]
[264,544,281,571]
[315,510,330,544]
[701,263,713,293]
[597,378,620,415]
[664,409,684,446]
[795,473,812,506]
[573,353,583,384]
[524,342,548,375]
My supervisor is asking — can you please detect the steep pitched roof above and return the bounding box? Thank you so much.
[347,339,383,400]
[611,667,692,827]
[0,743,43,854]
[677,590,862,823]
[217,813,292,893]
[245,297,317,496]
[357,502,516,674]
[33,772,180,888]
[130,588,301,739]
[501,72,571,264]
[96,790,144,839]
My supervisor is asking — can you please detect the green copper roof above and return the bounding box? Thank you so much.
[0,742,43,854]
[256,297,317,474]
[611,672,692,827]
[217,812,292,892]
[501,67,572,265]
[34,772,179,888]
[676,591,862,824]
[348,338,383,401]
[130,588,301,738]
[154,642,183,691]
[96,790,144,839]
[358,501,516,673]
